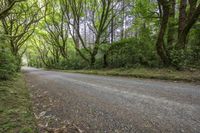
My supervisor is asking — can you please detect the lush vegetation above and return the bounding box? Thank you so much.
[0,0,200,80]
[0,74,37,133]
[0,0,42,80]
[0,37,16,80]
[26,0,200,70]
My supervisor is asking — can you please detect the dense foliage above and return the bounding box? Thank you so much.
[0,37,16,80]
[0,0,42,80]
[25,0,200,70]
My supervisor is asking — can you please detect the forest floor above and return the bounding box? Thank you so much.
[23,67,200,133]
[63,67,200,83]
[0,74,37,133]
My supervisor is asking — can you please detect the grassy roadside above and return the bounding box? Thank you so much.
[62,68,200,83]
[0,74,37,133]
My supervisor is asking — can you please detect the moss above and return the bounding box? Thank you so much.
[0,74,38,133]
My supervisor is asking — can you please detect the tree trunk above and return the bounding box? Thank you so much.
[177,3,200,49]
[156,1,170,65]
[177,0,187,49]
[90,45,99,67]
[121,0,125,39]
[103,53,108,68]
[167,0,175,49]
[164,0,176,61]
[110,4,114,43]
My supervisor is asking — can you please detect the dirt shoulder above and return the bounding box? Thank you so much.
[61,68,200,83]
[0,74,37,133]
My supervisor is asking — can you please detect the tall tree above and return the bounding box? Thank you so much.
[156,0,200,65]
[44,0,69,60]
[62,0,122,67]
[1,1,43,70]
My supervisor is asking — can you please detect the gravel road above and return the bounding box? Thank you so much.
[23,67,200,133]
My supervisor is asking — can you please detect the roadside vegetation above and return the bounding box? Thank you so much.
[65,68,200,83]
[0,74,37,133]
[0,0,199,81]
[26,0,200,73]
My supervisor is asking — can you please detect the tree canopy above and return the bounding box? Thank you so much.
[0,0,200,79]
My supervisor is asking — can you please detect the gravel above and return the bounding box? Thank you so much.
[23,67,200,133]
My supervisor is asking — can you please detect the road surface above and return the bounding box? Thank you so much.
[23,67,200,133]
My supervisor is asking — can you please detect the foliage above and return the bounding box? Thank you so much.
[105,37,159,68]
[170,49,188,69]
[0,38,16,80]
[0,0,199,72]
[170,26,200,69]
[187,27,200,67]
[61,56,89,70]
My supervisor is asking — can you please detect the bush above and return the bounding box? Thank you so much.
[170,27,200,69]
[187,28,200,67]
[101,37,159,68]
[170,49,187,69]
[61,55,89,70]
[0,47,16,80]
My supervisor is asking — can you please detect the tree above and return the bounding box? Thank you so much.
[20,0,200,69]
[44,0,69,60]
[0,0,25,19]
[156,0,200,65]
[62,0,122,67]
[1,1,44,70]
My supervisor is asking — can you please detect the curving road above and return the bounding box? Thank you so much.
[23,67,200,133]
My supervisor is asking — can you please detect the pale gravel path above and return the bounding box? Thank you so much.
[23,67,200,133]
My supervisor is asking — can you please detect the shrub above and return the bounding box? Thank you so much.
[0,46,16,80]
[170,49,187,69]
[101,37,159,68]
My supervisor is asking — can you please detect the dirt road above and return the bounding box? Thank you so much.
[23,67,200,133]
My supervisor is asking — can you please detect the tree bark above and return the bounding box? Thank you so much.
[177,2,200,48]
[156,0,170,65]
[177,0,187,48]
[103,53,108,68]
[167,0,175,49]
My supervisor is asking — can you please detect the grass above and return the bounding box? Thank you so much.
[62,67,200,83]
[0,74,37,133]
